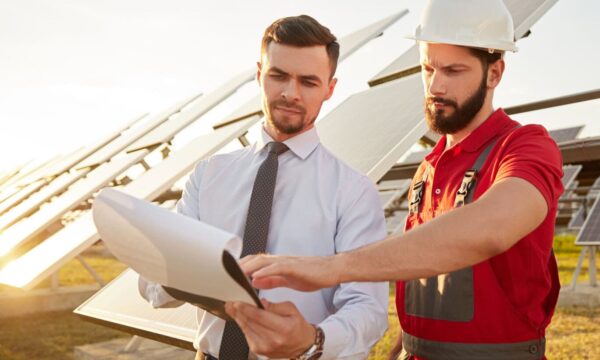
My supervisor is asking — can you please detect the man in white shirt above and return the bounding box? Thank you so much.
[139,15,388,360]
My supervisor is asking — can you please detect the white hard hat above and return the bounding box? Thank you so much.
[407,0,518,53]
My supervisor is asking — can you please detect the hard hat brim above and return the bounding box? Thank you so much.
[405,34,518,53]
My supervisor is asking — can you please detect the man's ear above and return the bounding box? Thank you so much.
[487,59,505,89]
[256,61,262,86]
[324,77,338,101]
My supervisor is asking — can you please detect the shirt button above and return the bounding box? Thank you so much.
[435,188,441,195]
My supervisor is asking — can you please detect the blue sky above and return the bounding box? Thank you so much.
[0,0,598,173]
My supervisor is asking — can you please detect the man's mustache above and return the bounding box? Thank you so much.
[426,97,458,108]
[272,100,305,114]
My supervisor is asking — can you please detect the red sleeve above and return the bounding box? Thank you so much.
[494,125,564,209]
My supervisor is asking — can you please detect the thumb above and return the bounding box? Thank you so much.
[263,301,299,316]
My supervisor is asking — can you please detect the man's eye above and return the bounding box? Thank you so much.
[303,80,317,87]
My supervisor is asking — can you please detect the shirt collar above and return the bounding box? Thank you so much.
[425,108,513,163]
[255,125,320,160]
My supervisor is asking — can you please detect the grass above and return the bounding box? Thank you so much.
[0,237,598,359]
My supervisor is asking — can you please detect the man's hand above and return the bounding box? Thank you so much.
[224,299,316,358]
[240,254,341,291]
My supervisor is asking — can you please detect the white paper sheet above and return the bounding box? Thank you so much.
[92,188,258,307]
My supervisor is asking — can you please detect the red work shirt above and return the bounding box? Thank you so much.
[397,109,564,357]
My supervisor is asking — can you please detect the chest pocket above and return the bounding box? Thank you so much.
[405,139,499,322]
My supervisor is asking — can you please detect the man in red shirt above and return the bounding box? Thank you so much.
[230,0,564,359]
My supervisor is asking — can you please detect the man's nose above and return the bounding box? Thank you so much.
[281,79,300,101]
[427,71,447,97]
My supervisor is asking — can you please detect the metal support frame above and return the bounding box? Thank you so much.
[123,335,144,353]
[570,245,598,290]
[161,142,172,159]
[238,132,250,147]
[76,255,106,286]
[139,159,152,171]
[51,272,59,290]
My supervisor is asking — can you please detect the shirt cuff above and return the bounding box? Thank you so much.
[138,276,184,308]
[318,320,362,360]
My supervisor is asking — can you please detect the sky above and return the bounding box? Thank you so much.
[0,0,599,174]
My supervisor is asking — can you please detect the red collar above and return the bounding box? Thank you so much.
[425,108,516,165]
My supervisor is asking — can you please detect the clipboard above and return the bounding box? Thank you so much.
[92,188,263,320]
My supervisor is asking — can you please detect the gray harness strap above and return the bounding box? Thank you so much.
[454,137,499,207]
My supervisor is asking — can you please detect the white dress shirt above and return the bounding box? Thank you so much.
[139,125,388,359]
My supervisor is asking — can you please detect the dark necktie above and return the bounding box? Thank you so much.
[219,141,288,360]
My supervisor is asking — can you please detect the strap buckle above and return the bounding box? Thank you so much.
[409,180,425,214]
[455,169,477,208]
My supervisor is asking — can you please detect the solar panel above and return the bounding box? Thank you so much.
[0,180,46,216]
[403,150,430,164]
[575,196,600,245]
[75,269,197,348]
[75,94,200,170]
[379,191,400,210]
[0,172,84,231]
[386,210,409,235]
[378,179,411,212]
[369,0,559,86]
[548,126,583,144]
[568,177,600,229]
[0,101,195,230]
[377,179,412,192]
[0,117,259,290]
[125,70,255,153]
[317,73,428,182]
[6,114,145,191]
[562,165,582,191]
[0,156,60,192]
[39,114,147,181]
[213,11,408,128]
[0,155,67,213]
[0,151,149,257]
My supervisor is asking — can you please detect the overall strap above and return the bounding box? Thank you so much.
[454,139,498,207]
[408,168,429,214]
[455,125,521,207]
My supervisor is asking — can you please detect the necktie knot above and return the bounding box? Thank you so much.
[267,142,288,156]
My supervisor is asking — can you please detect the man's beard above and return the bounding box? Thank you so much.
[266,99,311,134]
[425,74,488,135]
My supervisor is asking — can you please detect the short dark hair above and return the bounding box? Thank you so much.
[468,48,503,71]
[261,15,340,79]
